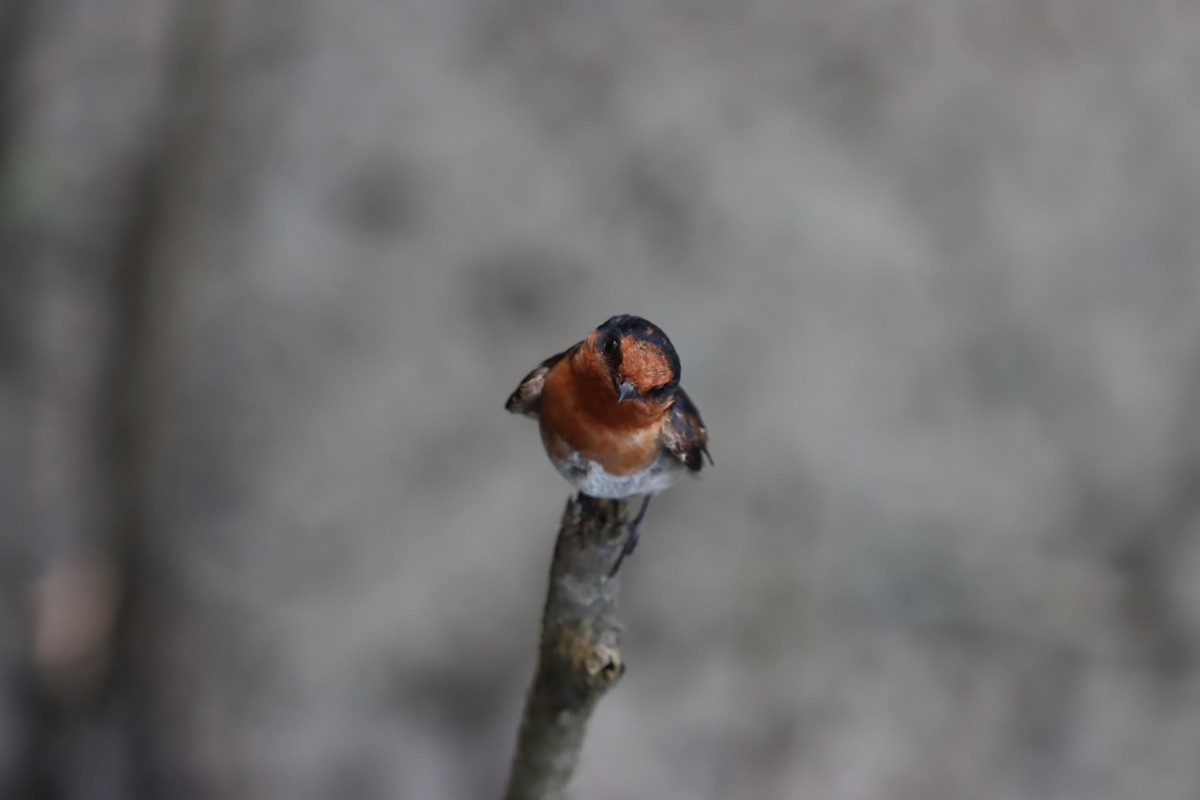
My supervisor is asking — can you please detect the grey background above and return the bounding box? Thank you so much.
[4,0,1200,798]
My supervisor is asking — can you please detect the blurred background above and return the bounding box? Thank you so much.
[3,0,1200,798]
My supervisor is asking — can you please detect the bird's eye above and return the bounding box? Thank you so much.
[602,337,619,357]
[650,379,678,400]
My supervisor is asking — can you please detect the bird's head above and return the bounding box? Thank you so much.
[582,314,681,408]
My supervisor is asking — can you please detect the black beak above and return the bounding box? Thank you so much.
[616,380,638,403]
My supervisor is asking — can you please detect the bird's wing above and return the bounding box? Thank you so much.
[504,342,580,418]
[662,386,711,472]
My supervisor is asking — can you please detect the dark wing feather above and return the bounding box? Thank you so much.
[504,342,580,418]
[662,386,711,472]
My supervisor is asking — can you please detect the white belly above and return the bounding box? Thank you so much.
[550,449,685,499]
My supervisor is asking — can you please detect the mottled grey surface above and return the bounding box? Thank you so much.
[4,0,1200,798]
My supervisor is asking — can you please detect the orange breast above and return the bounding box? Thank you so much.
[539,356,665,477]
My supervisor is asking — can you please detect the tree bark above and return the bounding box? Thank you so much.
[504,495,630,800]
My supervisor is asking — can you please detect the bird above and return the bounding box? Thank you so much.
[505,314,710,572]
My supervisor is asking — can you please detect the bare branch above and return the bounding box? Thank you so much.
[504,495,630,800]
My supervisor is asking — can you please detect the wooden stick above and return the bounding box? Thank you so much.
[504,495,630,800]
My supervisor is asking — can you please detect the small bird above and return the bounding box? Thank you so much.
[506,314,711,572]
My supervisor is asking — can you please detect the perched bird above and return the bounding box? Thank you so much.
[506,314,710,571]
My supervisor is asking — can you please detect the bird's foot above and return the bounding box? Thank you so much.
[609,496,652,576]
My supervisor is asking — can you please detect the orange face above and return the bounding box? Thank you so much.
[569,329,671,411]
[615,334,675,396]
